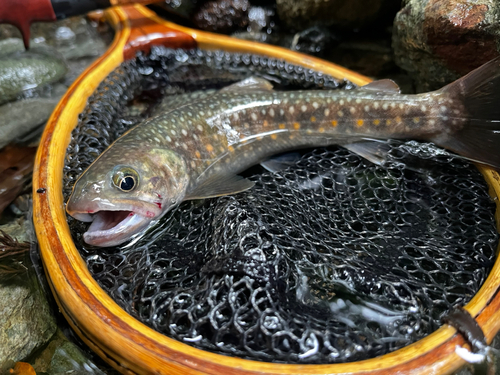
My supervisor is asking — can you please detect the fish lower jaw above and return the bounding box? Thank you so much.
[83,210,153,247]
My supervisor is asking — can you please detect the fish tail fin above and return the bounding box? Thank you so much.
[432,57,500,168]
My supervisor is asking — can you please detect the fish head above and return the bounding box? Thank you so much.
[66,146,189,247]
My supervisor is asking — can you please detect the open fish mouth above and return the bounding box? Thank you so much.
[68,205,159,247]
[82,210,153,247]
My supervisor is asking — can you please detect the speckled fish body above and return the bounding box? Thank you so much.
[67,58,500,247]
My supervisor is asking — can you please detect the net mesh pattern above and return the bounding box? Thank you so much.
[63,47,498,364]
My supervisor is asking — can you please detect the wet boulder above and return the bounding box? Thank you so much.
[192,0,250,34]
[0,219,57,370]
[0,49,66,105]
[393,0,500,92]
[276,0,401,30]
[0,98,60,149]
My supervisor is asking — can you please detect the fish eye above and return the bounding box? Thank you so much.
[112,166,139,192]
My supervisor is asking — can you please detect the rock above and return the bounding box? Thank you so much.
[0,217,33,243]
[392,0,500,92]
[0,38,24,57]
[158,0,198,19]
[192,0,250,34]
[29,329,110,374]
[48,340,106,374]
[30,17,107,60]
[0,217,56,369]
[290,26,339,57]
[247,6,275,34]
[0,98,59,149]
[0,273,57,370]
[0,49,67,105]
[276,0,401,30]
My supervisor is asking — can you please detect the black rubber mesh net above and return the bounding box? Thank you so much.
[63,47,498,364]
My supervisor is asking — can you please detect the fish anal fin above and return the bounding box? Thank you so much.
[261,152,302,173]
[186,173,255,200]
[360,79,401,94]
[344,140,392,166]
[221,76,274,92]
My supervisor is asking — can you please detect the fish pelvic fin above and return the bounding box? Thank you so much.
[433,56,500,169]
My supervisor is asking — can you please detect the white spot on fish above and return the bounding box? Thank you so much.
[233,113,239,121]
[251,113,258,121]
[356,98,362,104]
[280,108,285,116]
[399,103,404,109]
[312,102,319,109]
[339,100,344,105]
[364,105,370,112]
[421,105,427,112]
[382,103,388,110]
[440,106,447,112]
[182,129,188,136]
[269,108,275,117]
[324,108,330,116]
[197,125,203,132]
[171,129,176,135]
[350,107,356,114]
[166,136,171,142]
[338,110,344,116]
[261,109,266,115]
[373,102,379,109]
[289,106,295,114]
[301,105,307,112]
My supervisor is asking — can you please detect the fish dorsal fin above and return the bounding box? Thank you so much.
[186,173,255,200]
[221,76,274,92]
[360,79,401,94]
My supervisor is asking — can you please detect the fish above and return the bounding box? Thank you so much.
[66,57,500,247]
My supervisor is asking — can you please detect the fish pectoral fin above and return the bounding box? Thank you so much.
[344,140,392,166]
[186,173,255,200]
[360,79,401,94]
[221,76,274,92]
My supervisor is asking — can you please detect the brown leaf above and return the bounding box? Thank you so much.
[0,146,36,215]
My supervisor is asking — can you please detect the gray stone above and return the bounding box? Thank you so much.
[276,0,401,30]
[0,216,56,370]
[0,98,59,149]
[0,217,32,243]
[0,276,57,370]
[0,38,24,57]
[48,341,106,375]
[0,49,67,105]
[392,0,500,92]
[192,0,250,34]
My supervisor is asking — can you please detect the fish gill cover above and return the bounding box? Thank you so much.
[63,47,498,364]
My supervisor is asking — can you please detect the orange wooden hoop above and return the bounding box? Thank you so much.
[33,5,500,374]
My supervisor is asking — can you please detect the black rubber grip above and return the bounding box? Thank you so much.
[51,0,111,19]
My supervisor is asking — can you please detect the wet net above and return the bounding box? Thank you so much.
[63,47,498,364]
